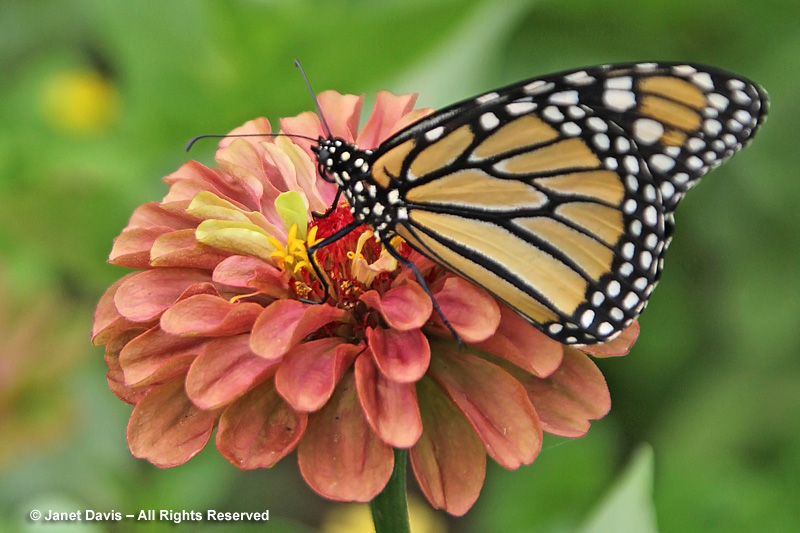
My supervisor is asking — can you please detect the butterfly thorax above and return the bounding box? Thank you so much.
[313,137,401,241]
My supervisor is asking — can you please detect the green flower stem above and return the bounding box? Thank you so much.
[369,448,410,533]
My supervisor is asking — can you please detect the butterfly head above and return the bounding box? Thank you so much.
[311,137,372,188]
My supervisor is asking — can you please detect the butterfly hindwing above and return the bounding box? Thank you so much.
[366,62,767,344]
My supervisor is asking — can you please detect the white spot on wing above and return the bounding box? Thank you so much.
[506,101,536,115]
[606,76,633,90]
[476,91,500,104]
[603,89,636,112]
[425,126,445,141]
[549,90,579,106]
[691,72,714,91]
[633,118,664,145]
[524,80,555,95]
[479,112,500,130]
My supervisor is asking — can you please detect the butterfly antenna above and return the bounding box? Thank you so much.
[294,59,332,137]
[185,132,316,151]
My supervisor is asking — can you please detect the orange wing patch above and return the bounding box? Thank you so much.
[472,115,559,160]
[533,170,625,206]
[512,217,614,281]
[372,139,416,188]
[496,138,601,175]
[405,169,548,210]
[395,224,561,324]
[406,210,588,317]
[554,202,624,246]
[408,125,474,180]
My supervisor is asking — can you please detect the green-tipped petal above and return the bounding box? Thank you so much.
[196,220,277,261]
[275,191,309,240]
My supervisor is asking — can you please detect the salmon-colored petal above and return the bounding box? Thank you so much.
[355,352,422,448]
[114,268,212,323]
[127,377,219,467]
[410,376,486,516]
[119,326,205,386]
[125,200,197,230]
[275,338,360,412]
[160,294,262,336]
[212,255,290,299]
[366,327,430,383]
[186,334,280,410]
[105,328,149,404]
[356,91,418,149]
[523,348,611,438]
[216,380,307,469]
[250,300,346,360]
[475,306,564,378]
[360,282,432,331]
[428,341,542,469]
[580,321,640,357]
[110,226,174,268]
[298,371,394,502]
[434,277,500,343]
[149,229,230,268]
[92,273,140,345]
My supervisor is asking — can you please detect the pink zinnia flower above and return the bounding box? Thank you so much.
[92,90,638,516]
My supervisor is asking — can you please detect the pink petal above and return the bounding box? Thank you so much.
[474,306,564,378]
[216,380,307,469]
[317,91,364,142]
[114,268,213,323]
[119,326,205,386]
[212,255,290,299]
[275,338,360,412]
[186,334,280,410]
[160,294,262,336]
[434,277,501,343]
[127,377,219,467]
[366,326,430,383]
[355,352,422,448]
[523,347,612,438]
[356,91,418,149]
[428,341,542,469]
[410,376,486,516]
[110,226,174,268]
[250,300,346,360]
[162,160,230,203]
[580,321,640,357]
[219,117,273,151]
[298,371,394,502]
[150,229,230,269]
[359,282,432,331]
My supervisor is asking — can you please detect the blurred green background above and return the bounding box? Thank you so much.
[1,0,798,531]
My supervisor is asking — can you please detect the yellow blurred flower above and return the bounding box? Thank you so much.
[321,497,447,533]
[40,69,119,134]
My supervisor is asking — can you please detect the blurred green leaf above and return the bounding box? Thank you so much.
[580,445,658,533]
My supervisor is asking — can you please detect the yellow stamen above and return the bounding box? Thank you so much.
[229,291,261,304]
[270,223,317,282]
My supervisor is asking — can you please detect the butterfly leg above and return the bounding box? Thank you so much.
[311,189,343,218]
[300,219,362,305]
[382,243,464,346]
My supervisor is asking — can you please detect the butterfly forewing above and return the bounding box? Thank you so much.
[322,62,768,345]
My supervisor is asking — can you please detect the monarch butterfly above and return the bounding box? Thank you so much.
[299,62,767,345]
